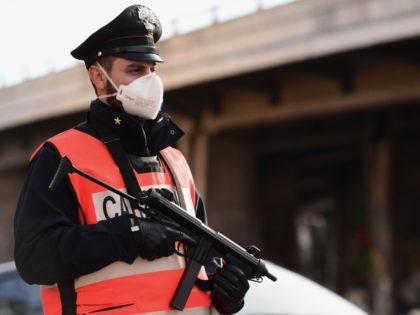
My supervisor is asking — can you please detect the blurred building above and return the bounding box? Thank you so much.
[1,0,420,314]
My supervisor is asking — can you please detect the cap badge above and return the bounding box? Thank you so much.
[137,6,158,33]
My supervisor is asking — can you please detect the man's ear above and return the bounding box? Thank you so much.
[88,65,107,93]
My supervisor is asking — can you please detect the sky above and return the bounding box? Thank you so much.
[0,0,295,88]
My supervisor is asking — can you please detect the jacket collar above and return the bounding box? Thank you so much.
[87,99,184,156]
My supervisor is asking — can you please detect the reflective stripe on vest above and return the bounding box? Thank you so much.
[38,128,213,315]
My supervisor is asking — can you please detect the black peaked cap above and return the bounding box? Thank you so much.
[71,5,164,66]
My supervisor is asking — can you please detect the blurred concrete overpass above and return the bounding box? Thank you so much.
[2,0,420,130]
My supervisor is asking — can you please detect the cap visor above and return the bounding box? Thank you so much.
[118,52,164,63]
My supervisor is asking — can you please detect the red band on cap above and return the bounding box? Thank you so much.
[106,35,153,42]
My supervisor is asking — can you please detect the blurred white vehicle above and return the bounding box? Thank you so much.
[0,261,42,315]
[0,260,368,315]
[240,261,369,315]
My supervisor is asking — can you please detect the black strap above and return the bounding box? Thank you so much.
[57,279,77,315]
[106,137,145,211]
[89,116,143,209]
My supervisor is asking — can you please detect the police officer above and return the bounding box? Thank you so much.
[14,5,249,315]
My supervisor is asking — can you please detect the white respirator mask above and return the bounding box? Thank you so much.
[96,62,164,120]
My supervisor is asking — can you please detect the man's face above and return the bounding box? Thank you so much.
[104,58,157,109]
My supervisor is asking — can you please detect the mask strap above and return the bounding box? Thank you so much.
[98,92,118,100]
[95,62,119,91]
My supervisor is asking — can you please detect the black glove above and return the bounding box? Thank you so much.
[211,263,250,314]
[134,218,194,261]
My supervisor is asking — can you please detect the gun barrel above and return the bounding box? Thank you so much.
[267,272,277,281]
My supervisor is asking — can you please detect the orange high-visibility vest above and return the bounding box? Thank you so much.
[37,128,214,315]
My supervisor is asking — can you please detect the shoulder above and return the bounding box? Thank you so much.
[30,125,97,161]
[30,129,76,158]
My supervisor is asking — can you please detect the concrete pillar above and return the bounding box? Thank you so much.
[190,109,211,200]
[367,122,395,315]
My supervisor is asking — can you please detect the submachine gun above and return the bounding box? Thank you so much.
[49,156,277,310]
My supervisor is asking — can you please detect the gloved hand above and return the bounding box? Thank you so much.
[211,263,250,314]
[134,218,194,261]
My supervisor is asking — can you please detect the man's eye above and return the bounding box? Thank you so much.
[127,65,156,74]
[130,67,144,73]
